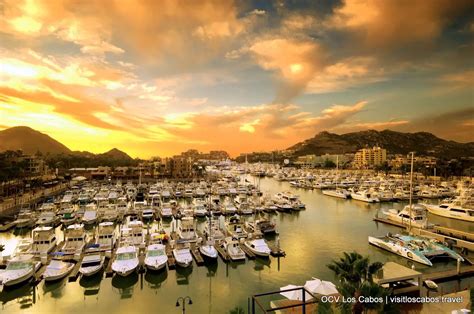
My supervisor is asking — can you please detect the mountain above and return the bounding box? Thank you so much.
[98,148,133,160]
[288,130,474,159]
[0,126,71,155]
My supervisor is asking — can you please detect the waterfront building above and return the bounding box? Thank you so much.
[295,154,352,168]
[354,146,387,169]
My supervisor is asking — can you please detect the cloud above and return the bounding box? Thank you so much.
[328,0,474,49]
[249,37,326,102]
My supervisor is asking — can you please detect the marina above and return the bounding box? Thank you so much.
[0,168,473,312]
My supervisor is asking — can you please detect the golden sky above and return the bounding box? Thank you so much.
[0,0,473,158]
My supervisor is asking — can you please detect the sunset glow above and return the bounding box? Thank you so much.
[0,0,472,158]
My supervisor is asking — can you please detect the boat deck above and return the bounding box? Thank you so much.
[239,243,256,259]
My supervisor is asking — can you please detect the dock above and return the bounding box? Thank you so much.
[68,259,82,282]
[165,243,176,269]
[239,243,256,259]
[190,244,205,266]
[33,264,47,285]
[214,243,230,262]
[422,265,474,281]
[373,217,406,228]
[433,226,474,242]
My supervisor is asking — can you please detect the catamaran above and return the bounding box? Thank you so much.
[369,233,464,266]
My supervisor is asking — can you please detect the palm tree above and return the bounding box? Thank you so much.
[327,252,393,314]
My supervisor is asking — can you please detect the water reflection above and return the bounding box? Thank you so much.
[42,278,67,298]
[144,269,168,290]
[111,273,138,299]
[0,284,35,309]
[79,274,102,298]
[253,257,271,272]
[175,266,192,285]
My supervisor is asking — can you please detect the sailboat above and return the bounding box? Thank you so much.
[199,211,218,260]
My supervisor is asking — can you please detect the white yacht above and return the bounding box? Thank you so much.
[225,216,247,239]
[221,238,245,261]
[36,211,59,227]
[94,222,116,252]
[60,224,87,255]
[79,254,105,277]
[31,226,57,255]
[112,246,139,276]
[350,190,380,203]
[369,234,464,266]
[424,200,474,223]
[244,238,271,257]
[14,210,36,228]
[82,206,98,225]
[43,260,74,282]
[173,245,193,268]
[0,255,40,287]
[177,216,197,241]
[160,202,173,218]
[322,189,351,199]
[383,204,430,228]
[120,220,146,248]
[144,243,168,271]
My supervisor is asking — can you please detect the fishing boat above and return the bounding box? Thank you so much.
[30,226,57,255]
[244,238,271,257]
[60,224,87,255]
[144,243,167,271]
[225,215,247,239]
[0,255,40,287]
[368,234,464,266]
[120,220,146,248]
[177,216,197,241]
[82,206,98,225]
[383,204,430,228]
[60,208,78,226]
[79,254,105,277]
[160,202,173,218]
[173,244,193,268]
[43,260,75,282]
[94,222,116,252]
[221,238,245,261]
[112,246,139,276]
[246,218,277,235]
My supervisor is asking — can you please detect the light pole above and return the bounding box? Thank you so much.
[176,296,193,314]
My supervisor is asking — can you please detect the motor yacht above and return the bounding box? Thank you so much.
[0,255,40,287]
[383,204,430,228]
[424,200,474,222]
[221,238,245,261]
[350,190,380,203]
[60,224,87,255]
[177,216,197,241]
[144,243,168,271]
[14,210,36,228]
[225,216,247,239]
[322,189,351,199]
[112,246,139,276]
[94,222,116,252]
[244,238,271,257]
[43,260,74,282]
[79,254,105,277]
[30,226,57,255]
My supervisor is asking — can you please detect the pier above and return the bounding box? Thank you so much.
[421,265,474,281]
[68,259,82,282]
[190,244,204,266]
[214,243,230,262]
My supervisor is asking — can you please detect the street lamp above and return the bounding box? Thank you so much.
[176,296,193,313]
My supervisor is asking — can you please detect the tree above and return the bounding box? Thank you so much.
[327,252,394,314]
[324,159,336,168]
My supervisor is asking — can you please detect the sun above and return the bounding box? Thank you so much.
[289,63,303,74]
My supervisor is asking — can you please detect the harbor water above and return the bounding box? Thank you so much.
[0,176,472,313]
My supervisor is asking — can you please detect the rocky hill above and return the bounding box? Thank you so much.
[288,130,474,159]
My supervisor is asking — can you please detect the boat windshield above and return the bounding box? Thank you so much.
[82,261,101,267]
[6,261,31,270]
[147,250,165,257]
[117,252,136,260]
